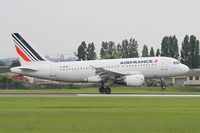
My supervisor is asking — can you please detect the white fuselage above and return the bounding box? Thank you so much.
[11,57,189,83]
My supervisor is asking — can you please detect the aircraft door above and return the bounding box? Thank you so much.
[161,61,168,71]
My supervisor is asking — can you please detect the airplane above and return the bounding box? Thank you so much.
[10,33,189,94]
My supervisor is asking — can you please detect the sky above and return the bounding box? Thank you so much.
[0,0,200,59]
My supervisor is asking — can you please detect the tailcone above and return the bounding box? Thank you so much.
[10,67,21,74]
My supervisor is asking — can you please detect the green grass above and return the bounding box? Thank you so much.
[1,86,200,94]
[0,97,200,133]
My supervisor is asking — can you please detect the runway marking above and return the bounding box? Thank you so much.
[0,94,200,97]
[77,94,200,97]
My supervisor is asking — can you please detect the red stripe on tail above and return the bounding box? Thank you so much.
[15,45,31,62]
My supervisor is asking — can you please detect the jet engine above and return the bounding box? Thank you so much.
[124,74,144,86]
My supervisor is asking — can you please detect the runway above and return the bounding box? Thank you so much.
[0,93,200,97]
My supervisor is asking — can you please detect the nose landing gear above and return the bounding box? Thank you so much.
[160,78,166,90]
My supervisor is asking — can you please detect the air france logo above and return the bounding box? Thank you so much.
[120,60,153,65]
[120,59,159,65]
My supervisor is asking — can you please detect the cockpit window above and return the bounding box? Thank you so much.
[173,61,180,65]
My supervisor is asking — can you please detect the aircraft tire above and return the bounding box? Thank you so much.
[161,85,166,90]
[105,87,111,94]
[99,86,105,94]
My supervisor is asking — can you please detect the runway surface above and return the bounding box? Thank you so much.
[0,93,200,97]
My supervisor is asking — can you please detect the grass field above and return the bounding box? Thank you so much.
[1,86,200,94]
[0,97,200,133]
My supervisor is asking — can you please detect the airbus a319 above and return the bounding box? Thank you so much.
[10,33,189,94]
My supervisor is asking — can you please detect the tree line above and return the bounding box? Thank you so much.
[76,35,200,68]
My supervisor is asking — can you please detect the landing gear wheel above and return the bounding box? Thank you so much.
[160,78,166,91]
[105,87,111,94]
[99,86,112,94]
[99,86,105,94]
[161,85,166,90]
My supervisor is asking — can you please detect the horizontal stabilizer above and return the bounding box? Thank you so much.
[19,67,38,71]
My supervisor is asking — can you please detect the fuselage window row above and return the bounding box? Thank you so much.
[59,63,157,71]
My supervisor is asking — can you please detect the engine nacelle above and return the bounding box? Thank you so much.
[124,74,145,86]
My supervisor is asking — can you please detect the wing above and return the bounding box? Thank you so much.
[91,66,141,82]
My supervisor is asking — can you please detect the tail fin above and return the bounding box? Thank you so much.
[11,33,48,66]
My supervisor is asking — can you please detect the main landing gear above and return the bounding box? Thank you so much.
[99,85,111,94]
[160,78,166,90]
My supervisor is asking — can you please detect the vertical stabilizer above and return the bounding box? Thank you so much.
[11,33,48,66]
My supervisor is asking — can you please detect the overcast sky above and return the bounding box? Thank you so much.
[0,0,200,59]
